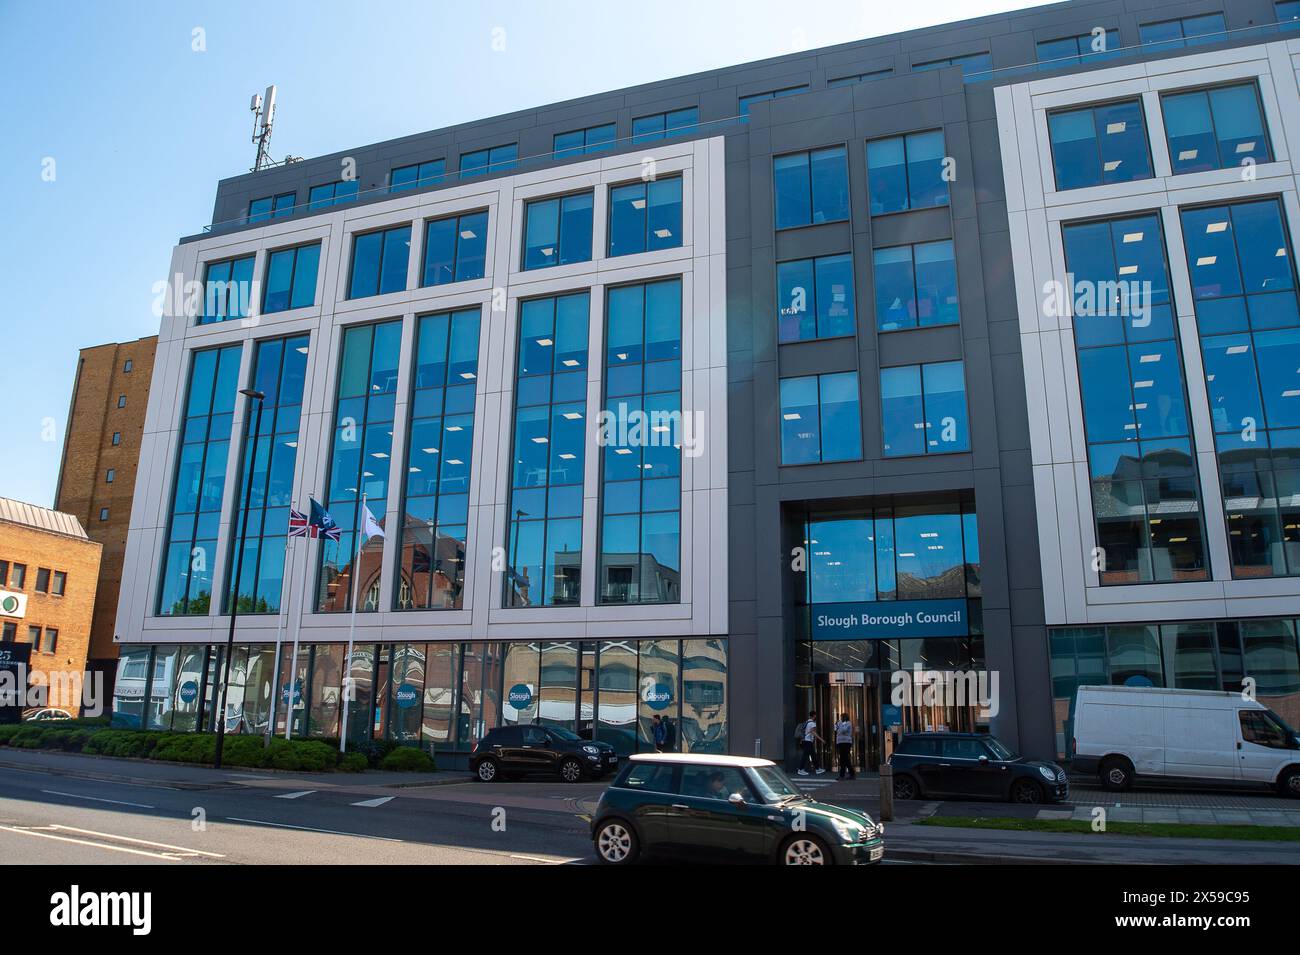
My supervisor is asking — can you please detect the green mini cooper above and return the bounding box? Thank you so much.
[590,753,884,865]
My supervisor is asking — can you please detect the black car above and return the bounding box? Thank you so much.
[889,732,1069,804]
[470,724,618,783]
[590,753,884,865]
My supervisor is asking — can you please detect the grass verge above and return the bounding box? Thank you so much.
[917,815,1300,842]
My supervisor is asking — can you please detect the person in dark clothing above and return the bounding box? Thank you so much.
[797,710,825,776]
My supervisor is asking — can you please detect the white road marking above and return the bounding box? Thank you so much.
[508,853,568,864]
[40,789,155,809]
[224,816,405,842]
[350,796,394,808]
[49,825,225,858]
[274,790,317,800]
[0,825,183,860]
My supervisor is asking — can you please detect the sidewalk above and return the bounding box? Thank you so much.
[0,746,462,792]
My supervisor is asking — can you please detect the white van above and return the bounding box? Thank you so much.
[1071,685,1300,797]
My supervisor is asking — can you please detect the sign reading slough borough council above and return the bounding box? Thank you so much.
[811,599,968,640]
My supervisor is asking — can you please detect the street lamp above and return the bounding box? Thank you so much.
[214,388,265,769]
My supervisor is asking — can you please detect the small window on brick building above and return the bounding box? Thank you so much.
[99,507,109,521]
[11,564,25,588]
[117,395,127,408]
[0,560,8,586]
[43,629,58,654]
[1,622,15,642]
[26,625,40,644]
[123,359,133,373]
[112,432,121,446]
[35,568,50,592]
[51,571,66,596]
[106,468,115,484]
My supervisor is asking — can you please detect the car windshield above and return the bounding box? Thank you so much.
[750,765,805,803]
[983,737,1018,761]
[546,726,581,741]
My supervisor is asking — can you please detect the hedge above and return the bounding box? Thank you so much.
[0,722,371,772]
[379,746,436,772]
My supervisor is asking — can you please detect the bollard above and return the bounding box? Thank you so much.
[878,762,894,822]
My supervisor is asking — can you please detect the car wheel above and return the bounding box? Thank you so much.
[781,834,833,865]
[1099,756,1133,792]
[1010,778,1043,804]
[1278,767,1300,799]
[594,819,639,865]
[893,774,918,800]
[558,757,584,783]
[474,757,500,783]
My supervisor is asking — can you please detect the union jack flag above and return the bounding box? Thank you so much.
[288,507,312,538]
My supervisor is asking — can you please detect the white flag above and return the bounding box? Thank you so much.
[362,504,385,540]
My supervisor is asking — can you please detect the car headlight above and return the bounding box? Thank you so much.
[582,745,600,755]
[1037,765,1056,782]
[829,817,866,842]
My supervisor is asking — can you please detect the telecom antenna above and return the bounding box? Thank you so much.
[249,85,300,171]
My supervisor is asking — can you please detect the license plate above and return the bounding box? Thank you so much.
[869,845,883,862]
[608,756,618,763]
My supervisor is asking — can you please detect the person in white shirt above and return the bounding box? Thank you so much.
[797,711,825,776]
[834,712,856,780]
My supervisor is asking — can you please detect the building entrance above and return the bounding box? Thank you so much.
[813,673,879,773]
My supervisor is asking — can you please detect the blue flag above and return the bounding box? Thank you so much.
[309,498,341,542]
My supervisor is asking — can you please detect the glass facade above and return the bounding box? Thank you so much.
[1180,198,1300,578]
[248,192,295,223]
[349,224,411,298]
[1049,616,1300,757]
[112,638,728,757]
[308,179,359,209]
[777,253,855,342]
[1162,83,1272,175]
[318,320,402,612]
[738,85,808,119]
[1139,13,1228,50]
[1037,29,1121,65]
[505,291,589,607]
[779,372,863,464]
[880,360,970,456]
[390,159,445,192]
[459,144,517,178]
[224,334,309,614]
[522,192,594,270]
[157,344,242,616]
[608,177,682,257]
[912,52,992,75]
[199,254,255,325]
[422,210,489,287]
[262,242,321,314]
[1047,99,1152,191]
[873,239,959,331]
[773,146,850,229]
[1062,213,1208,584]
[553,124,615,158]
[632,108,698,143]
[866,130,949,215]
[599,278,682,605]
[394,308,482,610]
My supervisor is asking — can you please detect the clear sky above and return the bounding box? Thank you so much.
[0,0,1048,508]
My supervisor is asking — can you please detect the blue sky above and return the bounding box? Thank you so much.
[0,0,1044,508]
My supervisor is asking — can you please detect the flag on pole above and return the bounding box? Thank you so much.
[288,507,311,538]
[361,503,385,541]
[309,498,341,542]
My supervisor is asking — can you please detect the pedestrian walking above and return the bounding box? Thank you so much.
[652,714,667,752]
[797,711,825,776]
[834,712,856,779]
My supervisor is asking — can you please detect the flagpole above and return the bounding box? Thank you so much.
[340,492,366,754]
[285,504,313,742]
[265,529,295,745]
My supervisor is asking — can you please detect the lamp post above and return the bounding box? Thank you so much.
[214,388,265,769]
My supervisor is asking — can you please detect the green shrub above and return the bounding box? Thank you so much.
[10,726,50,748]
[0,724,24,745]
[379,746,435,773]
[263,738,336,772]
[83,730,156,759]
[353,738,399,768]
[338,752,367,773]
[151,733,216,764]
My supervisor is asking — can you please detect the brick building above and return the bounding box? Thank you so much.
[54,336,156,689]
[0,498,102,715]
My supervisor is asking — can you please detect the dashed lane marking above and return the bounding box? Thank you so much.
[274,790,317,800]
[40,789,155,809]
[350,796,395,808]
[224,816,405,842]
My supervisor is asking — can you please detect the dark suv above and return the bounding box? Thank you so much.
[889,732,1069,804]
[470,725,618,783]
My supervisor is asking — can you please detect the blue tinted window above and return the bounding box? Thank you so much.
[739,85,808,121]
[779,372,861,464]
[1062,214,1207,584]
[1140,14,1226,50]
[912,52,991,75]
[773,146,849,229]
[395,308,482,609]
[506,292,590,606]
[157,344,243,615]
[1037,29,1121,66]
[1048,99,1152,190]
[827,69,892,86]
[390,159,445,192]
[317,320,402,612]
[262,243,320,314]
[224,334,310,615]
[880,361,967,456]
[248,197,272,223]
[308,180,359,210]
[608,177,683,257]
[631,107,698,144]
[866,130,948,215]
[873,240,958,332]
[460,144,517,178]
[523,192,594,270]
[1163,83,1272,175]
[599,279,682,604]
[199,255,255,325]
[553,123,616,159]
[349,225,411,299]
[777,253,855,342]
[1281,1,1300,28]
[422,211,488,286]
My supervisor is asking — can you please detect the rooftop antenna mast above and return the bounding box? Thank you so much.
[250,85,280,172]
